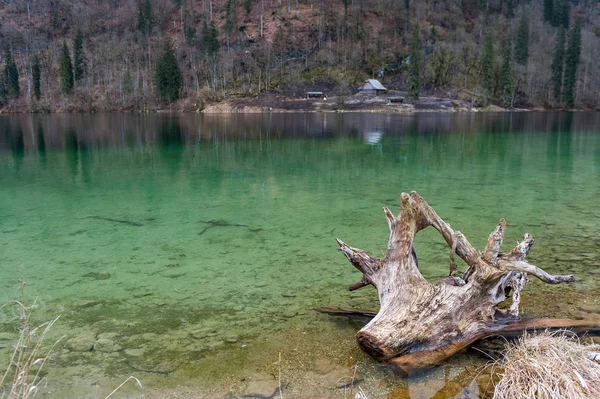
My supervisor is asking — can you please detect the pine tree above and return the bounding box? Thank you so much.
[0,70,7,105]
[505,0,516,19]
[202,20,220,60]
[224,0,237,38]
[481,34,494,96]
[543,0,553,24]
[123,69,132,94]
[138,0,152,36]
[563,19,582,108]
[478,0,487,13]
[514,13,530,66]
[32,55,41,100]
[245,0,252,15]
[73,29,87,83]
[500,35,514,108]
[185,24,196,46]
[553,0,570,29]
[153,42,182,103]
[551,27,566,101]
[4,47,19,98]
[59,41,74,94]
[406,27,422,102]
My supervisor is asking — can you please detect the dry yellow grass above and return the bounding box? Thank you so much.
[494,331,600,399]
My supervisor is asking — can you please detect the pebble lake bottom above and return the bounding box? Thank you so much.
[1,112,599,398]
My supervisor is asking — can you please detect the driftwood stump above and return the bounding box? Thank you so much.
[323,192,598,371]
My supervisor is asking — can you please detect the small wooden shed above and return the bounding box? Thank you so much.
[357,79,387,95]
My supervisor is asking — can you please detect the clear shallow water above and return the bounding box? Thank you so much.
[0,112,599,398]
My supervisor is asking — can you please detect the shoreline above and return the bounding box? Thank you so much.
[1,92,593,115]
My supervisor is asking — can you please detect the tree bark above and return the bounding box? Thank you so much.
[327,191,589,371]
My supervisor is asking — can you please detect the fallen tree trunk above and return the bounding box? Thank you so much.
[326,192,597,371]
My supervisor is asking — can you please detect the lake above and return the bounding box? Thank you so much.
[1,112,599,398]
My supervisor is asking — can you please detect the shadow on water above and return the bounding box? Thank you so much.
[37,122,46,166]
[10,126,24,170]
[64,127,92,185]
[65,128,80,182]
[158,116,184,174]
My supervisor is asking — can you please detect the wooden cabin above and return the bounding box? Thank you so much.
[357,79,387,95]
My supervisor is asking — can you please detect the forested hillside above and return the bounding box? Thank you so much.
[0,0,598,111]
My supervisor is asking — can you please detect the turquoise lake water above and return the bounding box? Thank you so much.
[0,112,599,398]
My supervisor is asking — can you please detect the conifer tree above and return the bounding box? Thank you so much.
[407,27,422,102]
[32,55,41,100]
[543,0,554,24]
[500,35,514,108]
[0,73,6,105]
[505,0,516,19]
[551,27,566,101]
[138,0,152,36]
[4,47,19,98]
[185,25,196,46]
[481,34,494,96]
[224,0,237,38]
[202,20,220,60]
[153,42,182,103]
[479,0,487,13]
[563,20,582,108]
[553,0,570,29]
[515,13,530,66]
[202,21,220,91]
[123,69,132,94]
[59,41,74,94]
[73,29,87,83]
[245,0,252,15]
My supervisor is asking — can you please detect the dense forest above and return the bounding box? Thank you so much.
[0,0,598,111]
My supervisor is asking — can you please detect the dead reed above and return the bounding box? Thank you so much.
[493,330,600,399]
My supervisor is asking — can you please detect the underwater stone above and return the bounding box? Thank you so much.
[225,335,239,343]
[206,340,224,349]
[578,304,600,314]
[65,334,96,352]
[124,348,145,357]
[94,338,123,353]
[190,329,209,340]
[255,283,268,288]
[282,310,297,318]
[97,332,119,340]
[245,377,279,398]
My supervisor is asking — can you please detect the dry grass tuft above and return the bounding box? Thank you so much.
[493,330,600,399]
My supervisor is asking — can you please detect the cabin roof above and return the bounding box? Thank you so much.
[358,79,387,91]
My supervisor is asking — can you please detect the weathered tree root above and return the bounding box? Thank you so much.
[324,191,598,371]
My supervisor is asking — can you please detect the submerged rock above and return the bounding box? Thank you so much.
[97,332,119,340]
[225,335,239,344]
[94,338,123,353]
[65,334,96,352]
[124,348,145,357]
[245,376,279,398]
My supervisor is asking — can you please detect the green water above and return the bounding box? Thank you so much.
[1,112,599,398]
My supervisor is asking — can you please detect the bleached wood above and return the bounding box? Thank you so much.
[332,192,579,371]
